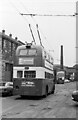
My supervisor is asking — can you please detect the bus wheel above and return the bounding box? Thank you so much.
[45,86,48,97]
[21,95,25,98]
[51,85,55,94]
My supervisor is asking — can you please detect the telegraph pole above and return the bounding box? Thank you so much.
[76,2,78,65]
[76,1,78,83]
[76,2,78,66]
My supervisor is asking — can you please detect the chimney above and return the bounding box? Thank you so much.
[60,45,63,70]
[9,34,12,37]
[15,37,18,40]
[2,30,5,34]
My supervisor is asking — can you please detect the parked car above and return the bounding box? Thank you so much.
[64,79,70,83]
[72,90,78,102]
[70,76,74,82]
[0,82,13,96]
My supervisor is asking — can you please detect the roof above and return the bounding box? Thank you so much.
[73,64,78,69]
[0,31,25,45]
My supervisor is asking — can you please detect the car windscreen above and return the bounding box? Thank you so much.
[5,83,13,86]
[8,84,13,86]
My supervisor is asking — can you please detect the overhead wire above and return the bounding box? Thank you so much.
[19,0,50,47]
[20,13,76,17]
[19,1,77,49]
[18,0,36,45]
[9,0,77,18]
[19,0,44,47]
[19,0,38,25]
[9,0,30,26]
[9,0,36,44]
[9,0,21,15]
[9,0,76,55]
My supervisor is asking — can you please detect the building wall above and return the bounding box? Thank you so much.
[0,30,24,82]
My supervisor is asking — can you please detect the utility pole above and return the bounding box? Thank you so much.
[76,2,78,65]
[76,1,78,84]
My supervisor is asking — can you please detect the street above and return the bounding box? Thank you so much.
[0,81,78,119]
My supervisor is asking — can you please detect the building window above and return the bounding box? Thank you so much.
[4,39,6,48]
[2,39,6,53]
[2,39,4,52]
[8,41,11,54]
[11,42,13,56]
[12,43,16,55]
[17,71,23,78]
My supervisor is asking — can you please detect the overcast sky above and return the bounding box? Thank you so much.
[0,0,78,67]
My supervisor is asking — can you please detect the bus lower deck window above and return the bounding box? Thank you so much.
[17,71,23,78]
[24,71,36,78]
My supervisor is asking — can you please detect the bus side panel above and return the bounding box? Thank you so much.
[42,78,55,95]
[34,56,42,66]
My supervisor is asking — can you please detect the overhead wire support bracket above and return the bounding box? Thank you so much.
[20,13,78,17]
[20,13,37,16]
[20,13,36,45]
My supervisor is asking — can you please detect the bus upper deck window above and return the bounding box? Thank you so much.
[20,50,27,55]
[17,71,23,78]
[28,49,36,55]
[19,49,36,56]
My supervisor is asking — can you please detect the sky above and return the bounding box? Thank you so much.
[0,0,78,67]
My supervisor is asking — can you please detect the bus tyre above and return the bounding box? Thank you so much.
[45,86,48,97]
[51,85,55,94]
[21,95,25,98]
[9,91,13,96]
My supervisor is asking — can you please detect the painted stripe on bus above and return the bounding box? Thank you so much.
[13,67,54,79]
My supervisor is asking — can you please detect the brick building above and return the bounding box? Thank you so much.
[0,30,25,82]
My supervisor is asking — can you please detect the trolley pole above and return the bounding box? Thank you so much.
[29,24,36,45]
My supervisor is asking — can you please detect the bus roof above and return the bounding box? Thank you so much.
[16,44,54,61]
[16,44,43,50]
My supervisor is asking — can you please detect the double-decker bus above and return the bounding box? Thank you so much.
[56,71,65,84]
[13,43,55,97]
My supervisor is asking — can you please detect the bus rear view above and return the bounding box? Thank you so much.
[13,43,55,97]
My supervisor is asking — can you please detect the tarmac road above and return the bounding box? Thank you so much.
[0,81,78,119]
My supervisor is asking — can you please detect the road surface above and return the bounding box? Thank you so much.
[0,81,78,119]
